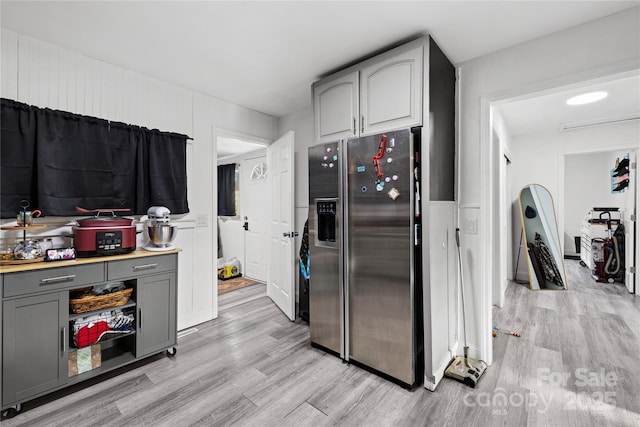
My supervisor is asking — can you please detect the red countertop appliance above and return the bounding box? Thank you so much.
[72,208,137,257]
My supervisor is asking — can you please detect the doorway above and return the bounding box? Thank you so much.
[213,129,297,321]
[492,73,640,304]
[216,132,269,301]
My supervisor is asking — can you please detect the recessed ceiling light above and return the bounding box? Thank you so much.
[566,91,608,105]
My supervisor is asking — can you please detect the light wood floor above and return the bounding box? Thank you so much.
[3,260,639,426]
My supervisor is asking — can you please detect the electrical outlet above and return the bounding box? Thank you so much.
[196,214,208,227]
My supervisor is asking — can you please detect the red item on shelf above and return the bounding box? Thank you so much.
[74,321,111,348]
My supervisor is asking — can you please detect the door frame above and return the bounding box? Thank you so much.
[212,127,271,316]
[480,62,640,365]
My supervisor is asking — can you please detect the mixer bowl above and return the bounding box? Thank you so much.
[147,224,177,247]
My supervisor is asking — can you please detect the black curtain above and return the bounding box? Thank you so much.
[0,98,189,217]
[0,99,37,217]
[109,122,145,213]
[144,130,189,214]
[218,163,236,216]
[35,108,116,215]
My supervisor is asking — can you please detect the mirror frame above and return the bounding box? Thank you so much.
[518,184,568,290]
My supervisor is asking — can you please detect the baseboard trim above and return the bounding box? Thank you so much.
[178,310,214,331]
[424,375,437,392]
[425,350,454,391]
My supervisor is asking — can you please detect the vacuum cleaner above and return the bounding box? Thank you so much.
[591,210,624,283]
[445,228,488,388]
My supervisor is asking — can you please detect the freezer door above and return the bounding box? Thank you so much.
[308,142,343,357]
[346,128,416,385]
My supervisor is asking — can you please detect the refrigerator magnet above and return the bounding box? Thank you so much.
[388,188,400,200]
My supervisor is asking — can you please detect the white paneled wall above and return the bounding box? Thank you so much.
[7,31,193,135]
[1,28,277,329]
[1,30,18,100]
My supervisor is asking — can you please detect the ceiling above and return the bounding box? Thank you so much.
[495,74,640,137]
[1,1,638,120]
[217,137,265,159]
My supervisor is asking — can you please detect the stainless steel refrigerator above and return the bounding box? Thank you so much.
[308,128,422,388]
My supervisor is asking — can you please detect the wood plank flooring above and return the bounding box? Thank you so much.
[3,262,639,426]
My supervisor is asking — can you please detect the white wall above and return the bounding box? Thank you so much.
[458,8,640,363]
[1,29,277,330]
[218,217,244,262]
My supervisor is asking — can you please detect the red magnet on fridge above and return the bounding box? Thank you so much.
[372,134,387,179]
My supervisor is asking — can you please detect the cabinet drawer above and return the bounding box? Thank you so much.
[3,264,104,298]
[107,255,176,280]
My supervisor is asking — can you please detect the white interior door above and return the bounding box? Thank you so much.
[267,131,296,320]
[241,154,268,282]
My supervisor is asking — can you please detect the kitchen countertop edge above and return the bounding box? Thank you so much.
[0,248,182,274]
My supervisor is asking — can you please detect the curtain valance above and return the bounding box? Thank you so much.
[0,98,189,217]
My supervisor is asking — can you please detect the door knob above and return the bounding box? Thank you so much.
[283,232,291,237]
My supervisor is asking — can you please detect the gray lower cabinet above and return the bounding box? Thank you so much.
[137,273,177,358]
[1,252,178,414]
[2,291,68,406]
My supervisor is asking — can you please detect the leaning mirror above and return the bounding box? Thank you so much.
[518,184,568,290]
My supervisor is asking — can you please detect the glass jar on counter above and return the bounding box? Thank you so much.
[14,240,43,260]
[0,245,13,260]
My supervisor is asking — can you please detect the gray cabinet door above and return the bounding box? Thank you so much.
[136,273,177,357]
[2,291,67,406]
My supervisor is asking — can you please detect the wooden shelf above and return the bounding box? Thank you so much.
[1,225,47,231]
[0,257,45,265]
[71,330,136,350]
[67,347,137,385]
[0,248,181,274]
[68,299,137,320]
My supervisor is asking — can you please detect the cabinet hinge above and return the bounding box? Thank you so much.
[631,214,636,222]
[631,162,636,170]
[630,266,636,274]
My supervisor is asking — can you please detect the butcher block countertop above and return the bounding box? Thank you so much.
[0,248,181,274]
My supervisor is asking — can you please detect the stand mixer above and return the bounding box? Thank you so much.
[143,206,177,251]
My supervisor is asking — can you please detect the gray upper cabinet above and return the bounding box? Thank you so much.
[313,71,359,143]
[360,45,423,135]
[312,42,423,142]
[2,291,68,406]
